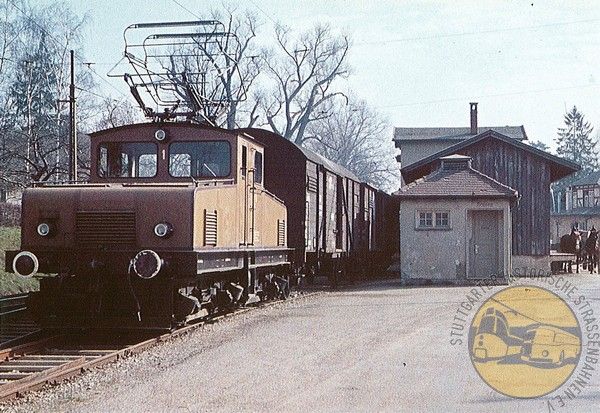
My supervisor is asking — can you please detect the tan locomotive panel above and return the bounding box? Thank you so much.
[191,134,287,250]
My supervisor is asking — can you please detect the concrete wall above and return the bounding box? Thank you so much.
[399,198,511,284]
[512,255,550,276]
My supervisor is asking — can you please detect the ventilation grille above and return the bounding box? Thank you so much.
[277,220,286,247]
[306,175,318,192]
[204,209,218,246]
[441,160,469,171]
[76,211,136,245]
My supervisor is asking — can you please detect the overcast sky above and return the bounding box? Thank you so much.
[61,0,600,150]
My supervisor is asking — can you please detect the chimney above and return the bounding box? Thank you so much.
[470,102,478,134]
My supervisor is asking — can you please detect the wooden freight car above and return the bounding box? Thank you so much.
[241,128,393,283]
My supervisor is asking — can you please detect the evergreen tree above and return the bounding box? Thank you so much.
[556,106,598,172]
[552,106,599,213]
[529,140,550,152]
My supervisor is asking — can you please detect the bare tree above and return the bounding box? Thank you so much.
[262,24,350,144]
[93,98,142,130]
[305,97,399,190]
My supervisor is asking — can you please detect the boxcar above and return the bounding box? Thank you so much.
[241,128,394,282]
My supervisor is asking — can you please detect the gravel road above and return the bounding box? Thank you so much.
[2,275,600,412]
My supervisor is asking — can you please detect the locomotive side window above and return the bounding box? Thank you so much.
[254,151,263,184]
[241,146,247,177]
[98,142,157,178]
[169,141,231,178]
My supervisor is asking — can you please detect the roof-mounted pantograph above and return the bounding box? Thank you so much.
[108,20,248,124]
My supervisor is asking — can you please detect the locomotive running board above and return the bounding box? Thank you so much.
[196,248,292,275]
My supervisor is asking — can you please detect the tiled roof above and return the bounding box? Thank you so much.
[393,126,527,141]
[570,171,600,187]
[394,158,518,199]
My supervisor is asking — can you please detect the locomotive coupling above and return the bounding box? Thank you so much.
[131,250,163,279]
[12,251,39,277]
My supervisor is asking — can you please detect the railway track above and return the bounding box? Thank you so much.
[0,293,41,350]
[0,294,29,317]
[0,292,313,402]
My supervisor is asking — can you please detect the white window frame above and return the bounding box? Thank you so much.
[416,210,451,230]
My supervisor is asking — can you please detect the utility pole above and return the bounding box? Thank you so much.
[69,50,77,181]
[25,60,33,177]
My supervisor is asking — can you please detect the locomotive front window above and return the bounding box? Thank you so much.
[98,142,157,178]
[169,141,231,178]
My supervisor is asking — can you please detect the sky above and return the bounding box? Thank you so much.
[48,0,600,151]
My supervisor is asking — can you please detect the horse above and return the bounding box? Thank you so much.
[560,227,583,273]
[584,227,600,274]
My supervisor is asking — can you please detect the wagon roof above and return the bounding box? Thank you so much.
[295,145,360,181]
[400,129,580,184]
[238,127,361,182]
[394,155,518,199]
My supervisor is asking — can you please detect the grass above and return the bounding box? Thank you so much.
[0,227,39,295]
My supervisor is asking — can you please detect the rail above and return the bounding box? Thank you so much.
[0,293,29,317]
[0,291,316,401]
[0,293,42,350]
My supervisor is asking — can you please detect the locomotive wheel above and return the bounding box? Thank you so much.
[278,276,290,300]
[264,279,279,301]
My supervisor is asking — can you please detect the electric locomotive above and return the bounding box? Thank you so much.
[5,122,292,330]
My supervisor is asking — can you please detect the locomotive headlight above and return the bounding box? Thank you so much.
[154,129,167,141]
[154,222,173,238]
[132,250,162,279]
[37,222,53,237]
[12,251,39,277]
[542,350,549,358]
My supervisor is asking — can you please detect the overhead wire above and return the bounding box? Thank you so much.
[169,1,600,111]
[170,0,202,20]
[355,18,600,46]
[378,82,600,109]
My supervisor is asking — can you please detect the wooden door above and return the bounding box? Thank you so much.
[470,210,499,278]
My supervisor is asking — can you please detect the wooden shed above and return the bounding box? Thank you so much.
[400,130,580,272]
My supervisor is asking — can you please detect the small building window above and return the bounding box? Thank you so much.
[572,185,599,209]
[435,212,449,227]
[417,210,450,230]
[418,212,433,228]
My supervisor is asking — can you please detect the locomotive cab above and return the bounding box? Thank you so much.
[5,122,291,330]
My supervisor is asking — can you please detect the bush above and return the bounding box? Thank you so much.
[0,202,20,227]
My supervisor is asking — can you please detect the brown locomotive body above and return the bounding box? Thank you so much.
[6,123,291,330]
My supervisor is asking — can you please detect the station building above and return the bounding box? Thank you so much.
[393,104,580,280]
